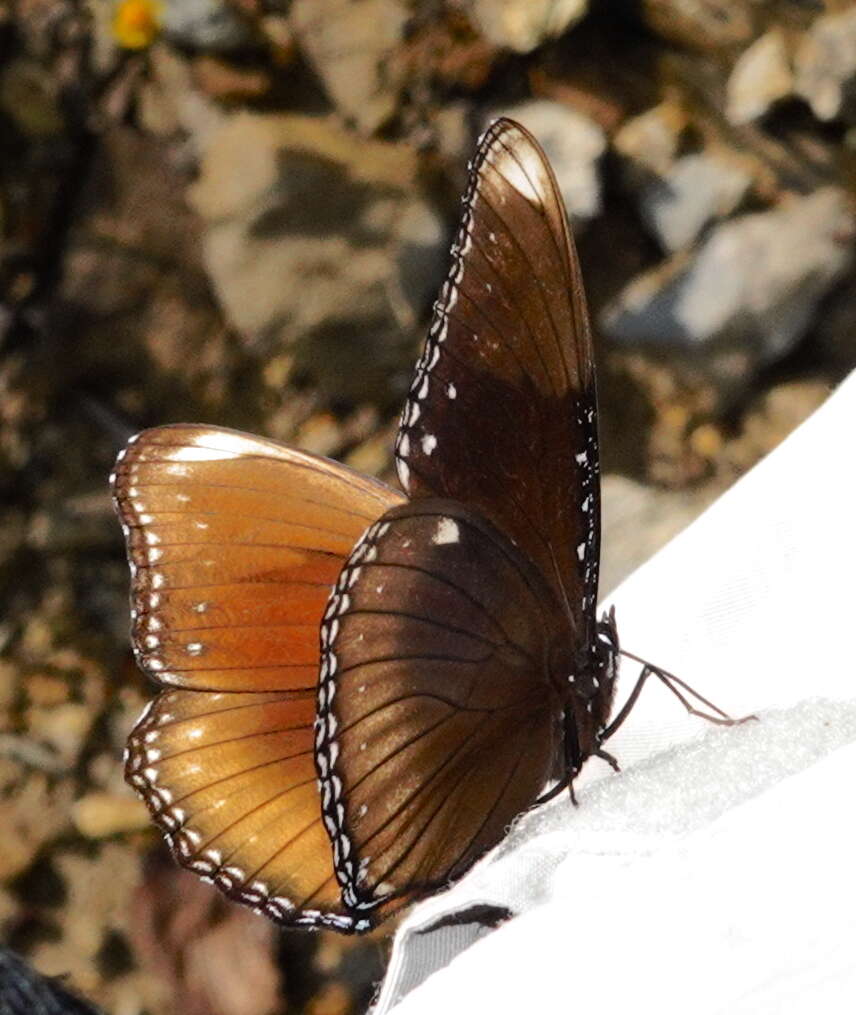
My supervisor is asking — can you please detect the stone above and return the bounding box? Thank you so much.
[0,58,64,136]
[187,112,446,400]
[613,102,688,181]
[488,99,606,224]
[72,792,151,838]
[24,674,70,707]
[293,413,346,459]
[601,189,855,381]
[26,703,93,766]
[641,0,755,51]
[345,426,395,479]
[161,0,253,51]
[466,0,587,54]
[639,152,752,252]
[260,14,296,65]
[139,44,226,152]
[191,54,272,101]
[291,0,410,133]
[726,29,794,125]
[32,845,145,1005]
[795,8,856,123]
[0,774,74,880]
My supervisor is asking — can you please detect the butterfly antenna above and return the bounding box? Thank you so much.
[600,649,757,743]
[76,393,136,446]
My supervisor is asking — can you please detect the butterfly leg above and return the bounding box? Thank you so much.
[598,664,655,743]
[535,706,626,808]
[602,658,757,745]
[533,778,570,807]
[592,747,620,771]
[644,664,758,726]
[534,706,581,807]
[564,707,586,805]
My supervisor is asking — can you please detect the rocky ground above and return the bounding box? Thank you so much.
[1,1,854,1013]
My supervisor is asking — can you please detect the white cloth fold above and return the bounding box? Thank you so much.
[373,370,856,1014]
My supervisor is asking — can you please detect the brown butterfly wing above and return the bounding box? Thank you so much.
[394,119,602,642]
[113,424,404,930]
[314,499,567,915]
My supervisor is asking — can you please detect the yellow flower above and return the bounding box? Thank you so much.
[112,0,163,50]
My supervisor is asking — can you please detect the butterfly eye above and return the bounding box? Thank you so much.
[597,612,619,652]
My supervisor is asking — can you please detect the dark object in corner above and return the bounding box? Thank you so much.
[0,948,102,1015]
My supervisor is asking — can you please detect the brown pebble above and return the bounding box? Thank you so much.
[24,673,71,707]
[72,791,151,839]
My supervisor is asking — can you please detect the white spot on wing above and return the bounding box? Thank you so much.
[396,457,411,493]
[491,143,545,206]
[432,518,460,545]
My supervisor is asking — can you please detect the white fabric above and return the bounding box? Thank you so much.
[373,370,856,1014]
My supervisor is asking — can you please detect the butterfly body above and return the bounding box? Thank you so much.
[115,119,628,932]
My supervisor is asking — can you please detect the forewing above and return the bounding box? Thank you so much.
[314,499,565,914]
[125,687,366,931]
[394,118,601,639]
[112,424,404,692]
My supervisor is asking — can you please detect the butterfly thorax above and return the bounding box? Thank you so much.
[550,607,619,769]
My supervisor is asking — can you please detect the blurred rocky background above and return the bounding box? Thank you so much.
[1,0,854,1012]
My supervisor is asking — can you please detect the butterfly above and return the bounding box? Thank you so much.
[113,118,740,934]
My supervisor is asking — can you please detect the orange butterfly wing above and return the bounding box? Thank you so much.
[113,424,404,930]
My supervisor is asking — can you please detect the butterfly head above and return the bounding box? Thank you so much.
[559,606,620,763]
[590,606,619,742]
[596,606,619,674]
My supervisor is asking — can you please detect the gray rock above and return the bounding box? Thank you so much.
[726,29,794,125]
[291,0,409,134]
[795,9,856,122]
[488,99,606,224]
[640,152,752,252]
[466,0,587,53]
[162,0,253,50]
[601,189,855,378]
[187,112,446,398]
